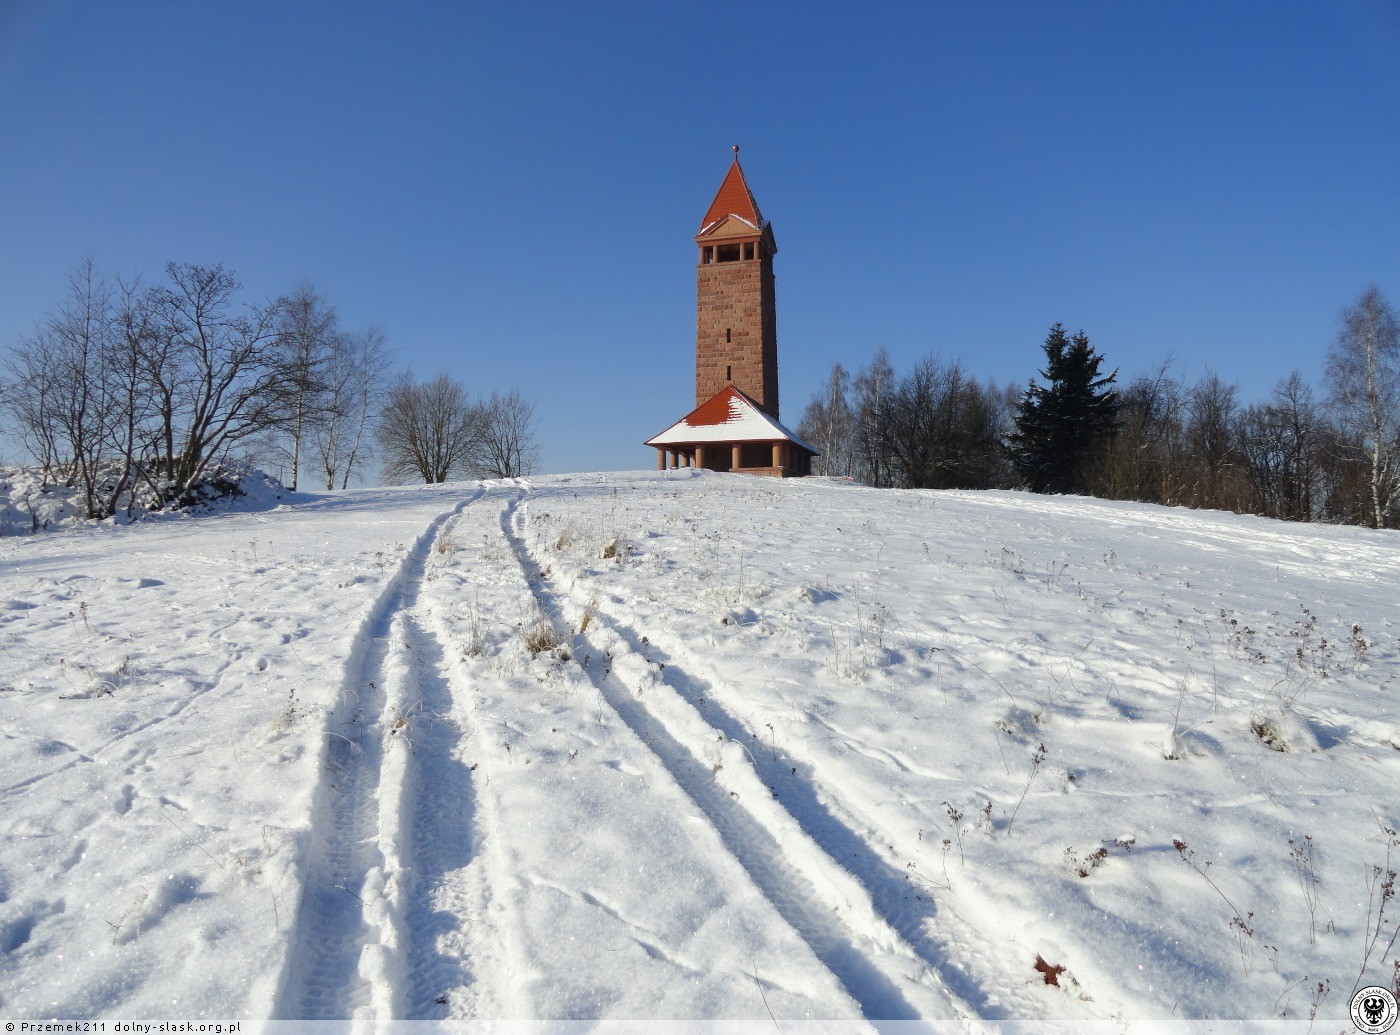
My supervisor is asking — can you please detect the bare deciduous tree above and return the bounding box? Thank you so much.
[103,274,160,516]
[1094,360,1186,504]
[1238,371,1325,522]
[376,372,481,484]
[883,356,1004,489]
[0,259,136,518]
[2,258,395,517]
[147,262,285,502]
[467,389,540,479]
[1326,286,1400,528]
[2,317,67,481]
[1184,371,1244,510]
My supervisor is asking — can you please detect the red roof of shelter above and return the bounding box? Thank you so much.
[686,385,750,427]
[645,386,816,452]
[699,151,763,232]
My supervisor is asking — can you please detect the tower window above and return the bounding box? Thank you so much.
[716,244,741,262]
[726,365,732,381]
[743,242,755,260]
[702,246,713,264]
[726,328,731,343]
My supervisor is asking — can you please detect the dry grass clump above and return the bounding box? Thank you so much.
[463,600,485,658]
[579,594,599,635]
[523,606,563,656]
[554,521,578,552]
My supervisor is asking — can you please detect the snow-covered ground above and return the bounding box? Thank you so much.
[1,471,1397,1025]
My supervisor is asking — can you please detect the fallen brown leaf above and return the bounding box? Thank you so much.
[1035,954,1066,987]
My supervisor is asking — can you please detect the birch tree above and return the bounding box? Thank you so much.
[269,283,338,490]
[796,363,854,477]
[315,326,391,490]
[852,348,896,487]
[1326,286,1400,528]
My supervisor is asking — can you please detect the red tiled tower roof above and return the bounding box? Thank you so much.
[699,147,764,231]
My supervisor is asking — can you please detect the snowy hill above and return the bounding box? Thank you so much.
[1,471,1397,1024]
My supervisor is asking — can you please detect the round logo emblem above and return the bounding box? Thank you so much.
[1351,986,1399,1034]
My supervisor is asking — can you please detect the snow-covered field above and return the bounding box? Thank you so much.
[1,471,1397,1025]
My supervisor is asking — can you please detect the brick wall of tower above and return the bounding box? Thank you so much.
[695,251,779,417]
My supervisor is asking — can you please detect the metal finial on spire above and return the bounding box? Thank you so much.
[733,145,740,156]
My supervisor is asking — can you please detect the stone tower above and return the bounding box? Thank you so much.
[645,148,816,477]
[694,147,779,418]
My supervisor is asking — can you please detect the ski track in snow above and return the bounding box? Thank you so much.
[274,489,482,1020]
[500,486,967,1022]
[558,584,1006,1016]
[395,574,481,1018]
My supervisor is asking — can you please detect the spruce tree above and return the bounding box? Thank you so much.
[1007,323,1120,493]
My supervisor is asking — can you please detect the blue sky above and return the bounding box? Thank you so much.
[2,1,1397,475]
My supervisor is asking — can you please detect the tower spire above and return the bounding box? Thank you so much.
[700,147,764,232]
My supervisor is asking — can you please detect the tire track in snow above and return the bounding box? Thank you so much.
[274,489,481,1019]
[500,492,964,1021]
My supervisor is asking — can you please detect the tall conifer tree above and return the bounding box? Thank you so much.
[1008,323,1120,493]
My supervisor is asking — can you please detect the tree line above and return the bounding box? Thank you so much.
[796,285,1400,529]
[0,258,539,520]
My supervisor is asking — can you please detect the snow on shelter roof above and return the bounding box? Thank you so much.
[645,386,817,452]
